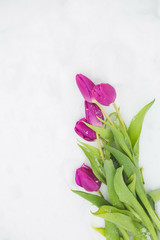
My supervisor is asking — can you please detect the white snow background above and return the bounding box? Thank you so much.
[0,0,160,239]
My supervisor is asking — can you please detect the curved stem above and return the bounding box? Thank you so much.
[113,102,126,130]
[96,133,105,163]
[95,101,114,126]
[98,190,104,198]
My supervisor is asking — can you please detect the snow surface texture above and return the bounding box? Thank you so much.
[0,0,160,239]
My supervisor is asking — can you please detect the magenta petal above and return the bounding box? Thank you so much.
[85,101,104,126]
[76,74,95,102]
[74,118,96,141]
[75,169,82,187]
[75,164,101,192]
[92,83,116,106]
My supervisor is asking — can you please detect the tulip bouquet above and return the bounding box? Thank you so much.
[72,74,160,240]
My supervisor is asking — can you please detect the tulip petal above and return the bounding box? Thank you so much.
[76,74,95,102]
[75,164,101,192]
[74,118,96,141]
[85,101,104,126]
[92,83,116,106]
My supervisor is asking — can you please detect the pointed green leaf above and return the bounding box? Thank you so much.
[109,111,127,130]
[133,138,139,163]
[148,189,160,203]
[127,174,136,197]
[92,205,140,221]
[114,167,157,240]
[104,160,124,209]
[104,144,144,192]
[105,221,120,240]
[119,228,130,240]
[93,210,138,236]
[84,122,113,140]
[119,125,133,153]
[147,194,155,211]
[98,118,133,161]
[103,147,111,160]
[78,142,106,184]
[72,190,110,207]
[92,224,122,239]
[111,112,132,152]
[103,137,160,230]
[128,99,155,147]
[92,226,105,236]
[125,205,142,222]
[93,208,152,240]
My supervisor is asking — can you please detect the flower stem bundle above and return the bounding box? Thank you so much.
[72,74,160,240]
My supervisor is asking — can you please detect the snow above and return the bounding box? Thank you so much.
[0,0,160,239]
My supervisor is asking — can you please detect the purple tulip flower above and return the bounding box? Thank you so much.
[92,83,116,106]
[85,101,104,127]
[75,164,101,191]
[76,74,95,103]
[74,118,96,141]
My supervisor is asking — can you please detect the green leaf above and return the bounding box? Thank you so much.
[104,140,160,231]
[84,122,113,141]
[114,167,158,240]
[148,189,160,203]
[104,144,144,192]
[92,224,121,239]
[133,138,139,164]
[140,191,160,231]
[78,142,106,184]
[92,205,140,222]
[92,211,137,234]
[105,221,120,240]
[133,224,152,240]
[119,228,130,240]
[98,118,133,161]
[109,111,119,121]
[104,160,124,209]
[92,226,105,236]
[119,126,133,153]
[71,190,110,207]
[128,99,155,147]
[103,146,111,160]
[127,174,136,197]
[109,112,127,130]
[147,194,155,210]
[93,207,152,240]
[111,113,132,152]
[93,210,146,239]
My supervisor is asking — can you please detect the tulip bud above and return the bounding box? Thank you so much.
[92,83,116,106]
[76,74,95,102]
[75,164,101,191]
[74,118,96,141]
[85,101,104,127]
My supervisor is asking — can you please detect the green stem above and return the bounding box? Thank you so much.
[105,220,120,240]
[98,190,104,198]
[119,227,130,240]
[96,133,105,163]
[137,186,160,232]
[95,101,114,126]
[113,102,126,130]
